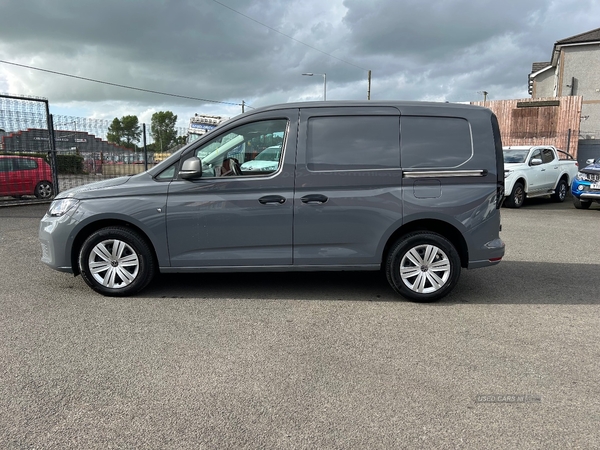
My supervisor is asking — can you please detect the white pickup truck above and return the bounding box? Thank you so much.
[502,145,579,208]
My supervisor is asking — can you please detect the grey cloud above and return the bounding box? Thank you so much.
[0,0,599,117]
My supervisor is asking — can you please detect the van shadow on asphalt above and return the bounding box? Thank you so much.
[142,260,598,305]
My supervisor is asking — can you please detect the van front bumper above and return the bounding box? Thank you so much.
[39,212,78,273]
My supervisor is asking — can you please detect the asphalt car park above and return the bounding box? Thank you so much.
[1,198,599,448]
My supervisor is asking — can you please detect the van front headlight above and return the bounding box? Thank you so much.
[48,198,80,217]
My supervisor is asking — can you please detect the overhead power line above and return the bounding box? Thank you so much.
[210,0,368,72]
[0,59,242,106]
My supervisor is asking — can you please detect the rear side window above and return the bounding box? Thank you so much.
[401,116,473,169]
[541,148,554,163]
[306,116,400,171]
[0,159,12,172]
[15,158,38,170]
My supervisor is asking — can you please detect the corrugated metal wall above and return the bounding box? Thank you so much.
[472,96,582,159]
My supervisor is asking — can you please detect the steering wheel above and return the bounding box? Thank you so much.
[226,157,241,176]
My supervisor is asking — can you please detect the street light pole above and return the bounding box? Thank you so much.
[302,72,327,101]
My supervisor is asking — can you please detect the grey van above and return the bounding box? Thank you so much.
[39,101,505,302]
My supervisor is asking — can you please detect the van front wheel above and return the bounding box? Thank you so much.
[79,227,155,296]
[386,232,461,302]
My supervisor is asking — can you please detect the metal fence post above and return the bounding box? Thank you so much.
[143,123,148,171]
[46,111,59,196]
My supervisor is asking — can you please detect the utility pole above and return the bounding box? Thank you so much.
[242,100,245,113]
[368,70,372,100]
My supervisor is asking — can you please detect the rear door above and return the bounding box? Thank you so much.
[15,157,40,194]
[293,106,403,266]
[540,148,560,189]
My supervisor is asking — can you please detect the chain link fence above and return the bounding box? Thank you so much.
[1,94,188,205]
[4,94,597,206]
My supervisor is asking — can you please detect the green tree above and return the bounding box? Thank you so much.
[151,111,178,152]
[107,118,123,145]
[120,115,142,149]
[107,115,142,149]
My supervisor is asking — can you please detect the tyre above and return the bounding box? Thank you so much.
[552,179,568,202]
[34,181,54,199]
[79,227,155,296]
[504,181,525,208]
[386,232,461,302]
[573,196,591,209]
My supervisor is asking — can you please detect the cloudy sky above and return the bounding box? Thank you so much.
[1,0,599,128]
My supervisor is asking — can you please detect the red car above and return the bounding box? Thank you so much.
[0,155,54,199]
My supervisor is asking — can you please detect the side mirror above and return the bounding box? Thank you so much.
[530,158,542,166]
[179,157,202,179]
[586,158,595,165]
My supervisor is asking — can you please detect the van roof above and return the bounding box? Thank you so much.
[241,100,490,115]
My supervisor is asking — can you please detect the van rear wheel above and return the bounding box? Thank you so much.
[386,232,461,302]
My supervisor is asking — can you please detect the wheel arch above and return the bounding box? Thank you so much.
[70,219,159,275]
[513,177,527,193]
[381,219,469,269]
[557,173,570,187]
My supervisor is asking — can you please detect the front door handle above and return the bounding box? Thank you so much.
[259,195,286,205]
[301,194,328,204]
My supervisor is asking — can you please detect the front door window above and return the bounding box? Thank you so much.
[191,119,287,178]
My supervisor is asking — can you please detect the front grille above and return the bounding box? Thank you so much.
[586,173,600,182]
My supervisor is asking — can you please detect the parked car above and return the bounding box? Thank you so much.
[502,146,578,208]
[0,155,54,199]
[240,145,282,173]
[571,157,600,209]
[39,101,505,302]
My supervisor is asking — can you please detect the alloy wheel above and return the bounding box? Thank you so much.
[88,239,140,288]
[399,244,451,294]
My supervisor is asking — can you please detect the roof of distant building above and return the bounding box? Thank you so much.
[531,62,551,74]
[549,27,600,66]
[556,27,600,45]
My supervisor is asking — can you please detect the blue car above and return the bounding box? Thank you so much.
[572,157,600,209]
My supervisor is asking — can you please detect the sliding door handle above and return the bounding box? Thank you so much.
[301,194,328,204]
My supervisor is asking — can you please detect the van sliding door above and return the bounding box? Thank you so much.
[293,107,403,267]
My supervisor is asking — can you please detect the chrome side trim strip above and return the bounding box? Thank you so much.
[403,170,487,178]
